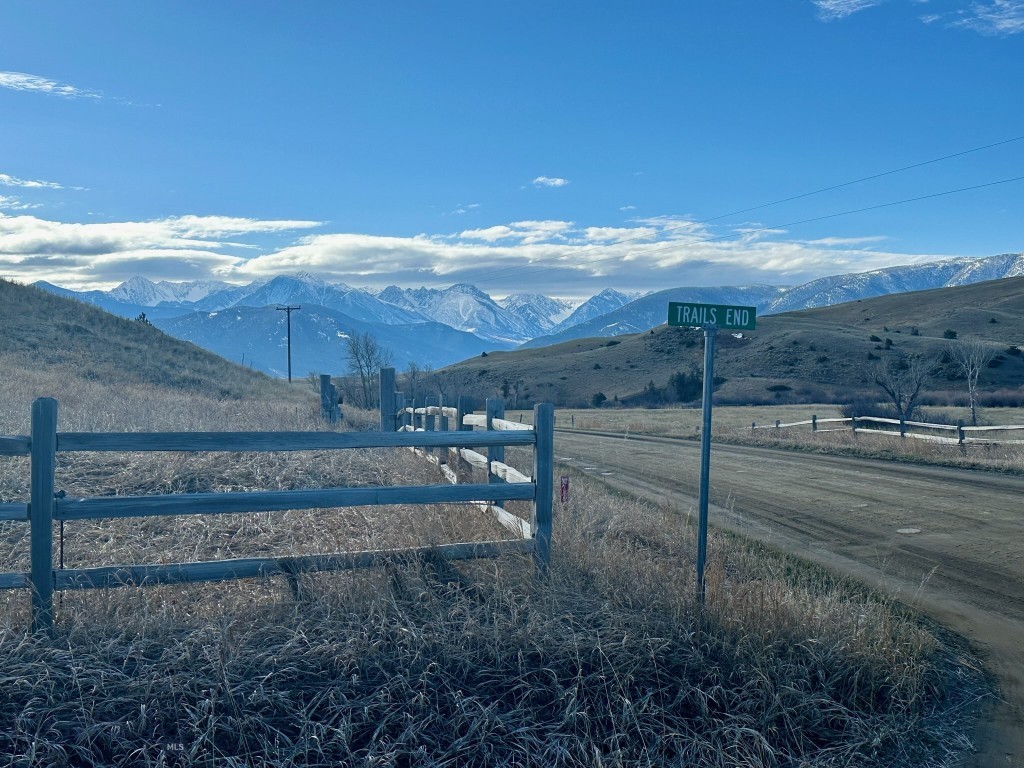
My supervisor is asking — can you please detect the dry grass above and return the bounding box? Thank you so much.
[0,385,987,766]
[523,405,1024,474]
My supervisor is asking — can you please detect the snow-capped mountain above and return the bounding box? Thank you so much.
[31,251,1024,376]
[108,276,234,306]
[519,285,787,349]
[549,288,639,335]
[498,294,578,334]
[764,253,1024,313]
[233,274,426,325]
[154,305,510,377]
[377,284,538,343]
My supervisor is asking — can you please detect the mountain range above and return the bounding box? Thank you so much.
[32,252,1024,377]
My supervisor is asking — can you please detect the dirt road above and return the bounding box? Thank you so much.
[555,429,1024,767]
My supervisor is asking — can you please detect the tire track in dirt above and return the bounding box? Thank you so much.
[555,428,1024,767]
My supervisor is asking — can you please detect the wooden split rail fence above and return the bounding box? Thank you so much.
[751,414,1024,447]
[0,391,554,633]
[377,367,553,575]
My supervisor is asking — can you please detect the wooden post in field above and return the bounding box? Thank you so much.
[456,395,473,480]
[775,419,780,431]
[30,397,57,633]
[899,416,906,438]
[438,395,449,465]
[532,403,554,576]
[958,419,966,455]
[851,414,858,437]
[486,398,506,507]
[320,374,341,424]
[812,415,817,433]
[425,396,437,456]
[393,392,404,433]
[379,367,395,431]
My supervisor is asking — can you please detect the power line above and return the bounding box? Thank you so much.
[439,173,1024,288]
[422,134,1024,289]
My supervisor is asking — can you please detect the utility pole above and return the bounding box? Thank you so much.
[276,305,301,382]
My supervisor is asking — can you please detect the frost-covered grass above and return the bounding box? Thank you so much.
[0,383,985,767]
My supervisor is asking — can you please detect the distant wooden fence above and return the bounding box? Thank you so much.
[751,414,1024,447]
[377,367,554,574]
[0,393,553,633]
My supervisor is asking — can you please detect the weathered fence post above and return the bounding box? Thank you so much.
[30,397,57,634]
[957,419,966,455]
[851,414,858,437]
[379,367,395,431]
[899,416,906,438]
[486,398,506,506]
[532,403,554,576]
[393,392,404,433]
[751,421,756,431]
[320,374,341,424]
[425,396,437,456]
[438,395,449,465]
[811,414,817,433]
[456,395,473,480]
[775,419,781,431]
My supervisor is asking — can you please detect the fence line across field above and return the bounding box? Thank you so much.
[377,367,553,556]
[1,388,555,633]
[751,413,1024,446]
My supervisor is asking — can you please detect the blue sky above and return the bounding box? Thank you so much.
[1,0,1022,299]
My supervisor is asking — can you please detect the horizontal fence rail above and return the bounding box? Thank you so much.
[751,413,1024,447]
[378,368,554,573]
[1,390,554,633]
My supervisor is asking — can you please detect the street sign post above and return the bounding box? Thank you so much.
[668,302,757,602]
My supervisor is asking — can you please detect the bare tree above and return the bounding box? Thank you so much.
[344,332,392,408]
[430,367,474,405]
[873,354,933,422]
[402,361,434,404]
[949,340,996,426]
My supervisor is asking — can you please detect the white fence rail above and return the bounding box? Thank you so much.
[751,414,1024,446]
[378,368,554,570]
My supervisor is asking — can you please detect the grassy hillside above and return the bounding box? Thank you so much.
[443,276,1024,407]
[0,278,277,400]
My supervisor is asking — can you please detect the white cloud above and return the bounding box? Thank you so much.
[619,205,636,211]
[460,220,575,245]
[0,195,40,211]
[0,71,101,99]
[0,213,321,289]
[582,226,657,243]
[0,209,964,299]
[532,176,570,188]
[954,0,1024,34]
[0,173,67,190]
[811,0,885,19]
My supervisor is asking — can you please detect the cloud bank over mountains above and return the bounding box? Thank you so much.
[1,209,957,298]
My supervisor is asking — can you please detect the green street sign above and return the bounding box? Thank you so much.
[667,302,757,331]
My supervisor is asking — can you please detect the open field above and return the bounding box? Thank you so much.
[0,385,987,765]
[506,405,1024,474]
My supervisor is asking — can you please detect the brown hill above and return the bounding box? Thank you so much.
[0,278,277,400]
[441,276,1024,407]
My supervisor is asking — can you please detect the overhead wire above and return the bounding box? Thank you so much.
[421,134,1024,289]
[437,173,1024,288]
